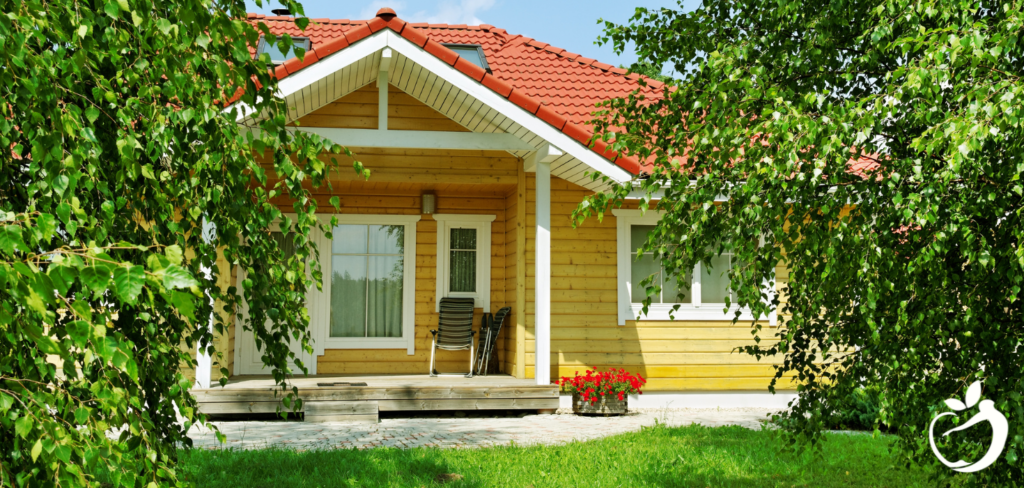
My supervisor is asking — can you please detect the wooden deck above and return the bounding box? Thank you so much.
[194,374,560,422]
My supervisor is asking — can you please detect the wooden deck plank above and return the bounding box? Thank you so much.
[195,386,558,402]
[194,374,559,415]
[198,397,557,414]
[305,401,379,415]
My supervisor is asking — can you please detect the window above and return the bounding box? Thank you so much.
[629,225,690,304]
[256,36,311,65]
[433,214,495,311]
[442,44,490,72]
[330,224,405,339]
[448,228,477,293]
[613,209,776,325]
[315,214,420,353]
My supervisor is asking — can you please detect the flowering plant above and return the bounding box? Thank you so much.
[556,369,646,405]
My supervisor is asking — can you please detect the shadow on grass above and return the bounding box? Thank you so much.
[179,423,942,488]
[181,446,485,488]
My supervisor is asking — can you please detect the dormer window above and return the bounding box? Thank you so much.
[443,44,490,73]
[256,36,311,65]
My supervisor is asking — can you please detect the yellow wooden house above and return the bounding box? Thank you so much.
[193,8,795,416]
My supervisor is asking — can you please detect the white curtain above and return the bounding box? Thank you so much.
[449,228,476,292]
[330,224,404,338]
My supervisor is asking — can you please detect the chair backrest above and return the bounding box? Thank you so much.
[437,297,476,348]
[490,307,511,335]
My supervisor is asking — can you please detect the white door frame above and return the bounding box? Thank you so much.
[233,215,318,376]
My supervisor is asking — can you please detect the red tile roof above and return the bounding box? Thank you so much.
[246,8,668,176]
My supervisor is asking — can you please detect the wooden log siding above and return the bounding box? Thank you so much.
[523,176,796,391]
[244,82,516,377]
[310,194,511,375]
[227,81,799,391]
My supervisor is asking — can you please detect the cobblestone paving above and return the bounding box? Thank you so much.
[187,408,779,451]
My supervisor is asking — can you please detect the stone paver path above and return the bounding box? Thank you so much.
[187,408,779,451]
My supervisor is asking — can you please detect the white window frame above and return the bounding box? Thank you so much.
[613,209,777,326]
[315,214,420,355]
[433,214,495,311]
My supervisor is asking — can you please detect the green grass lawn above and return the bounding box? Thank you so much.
[180,423,947,487]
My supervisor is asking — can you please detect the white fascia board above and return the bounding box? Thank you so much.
[230,27,634,183]
[295,127,536,151]
[382,33,634,183]
[276,32,390,99]
[226,31,389,122]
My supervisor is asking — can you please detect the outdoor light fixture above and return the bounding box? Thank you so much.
[421,193,436,214]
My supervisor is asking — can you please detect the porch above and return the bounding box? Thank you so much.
[194,374,560,423]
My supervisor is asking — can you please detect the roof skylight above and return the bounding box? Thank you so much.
[256,37,311,65]
[443,44,490,72]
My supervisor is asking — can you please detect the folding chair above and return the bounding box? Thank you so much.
[429,297,477,377]
[475,307,511,376]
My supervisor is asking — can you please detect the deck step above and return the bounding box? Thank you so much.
[304,401,379,423]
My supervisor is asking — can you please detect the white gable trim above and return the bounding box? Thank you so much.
[383,32,633,183]
[252,28,634,183]
[276,32,390,99]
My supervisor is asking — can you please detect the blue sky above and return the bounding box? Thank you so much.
[244,0,700,74]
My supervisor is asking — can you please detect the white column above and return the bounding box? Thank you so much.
[534,160,551,386]
[195,218,216,389]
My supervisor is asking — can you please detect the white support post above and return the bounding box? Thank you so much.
[526,143,560,386]
[196,218,216,389]
[535,160,551,386]
[378,48,392,131]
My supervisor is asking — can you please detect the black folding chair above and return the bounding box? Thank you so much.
[475,307,511,376]
[429,297,477,377]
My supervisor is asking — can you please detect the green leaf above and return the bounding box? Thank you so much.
[165,244,183,265]
[113,265,145,303]
[29,273,56,307]
[74,407,90,425]
[79,266,111,293]
[65,320,91,348]
[70,300,93,322]
[0,392,13,412]
[156,18,173,35]
[36,213,56,242]
[103,1,120,18]
[85,106,100,123]
[77,24,88,38]
[169,290,196,321]
[56,202,71,225]
[52,175,70,196]
[116,0,129,11]
[0,225,27,254]
[48,265,77,296]
[30,439,42,462]
[15,417,33,439]
[163,265,197,290]
[131,10,143,26]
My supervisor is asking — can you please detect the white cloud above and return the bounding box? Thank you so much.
[414,0,496,25]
